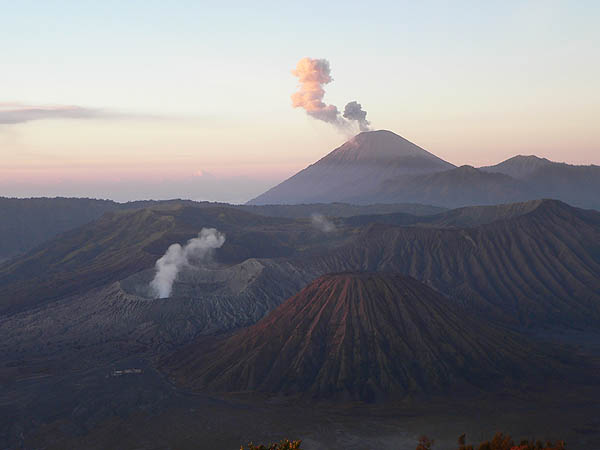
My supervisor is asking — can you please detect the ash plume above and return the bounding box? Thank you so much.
[149,228,225,299]
[291,57,371,132]
[343,101,370,132]
[291,58,342,125]
[311,213,336,232]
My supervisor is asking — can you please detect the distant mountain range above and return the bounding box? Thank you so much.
[0,197,445,262]
[248,130,600,210]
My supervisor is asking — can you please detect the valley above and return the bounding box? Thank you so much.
[1,194,600,448]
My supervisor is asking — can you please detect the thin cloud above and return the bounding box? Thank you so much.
[0,102,156,124]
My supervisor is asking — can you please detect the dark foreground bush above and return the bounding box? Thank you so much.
[455,432,566,450]
[241,432,566,450]
[241,439,302,450]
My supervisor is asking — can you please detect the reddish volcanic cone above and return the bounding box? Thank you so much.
[165,273,558,401]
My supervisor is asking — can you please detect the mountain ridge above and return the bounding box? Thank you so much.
[0,196,446,262]
[310,199,600,327]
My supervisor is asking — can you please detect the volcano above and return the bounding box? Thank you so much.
[248,130,600,210]
[165,272,556,400]
[247,130,455,205]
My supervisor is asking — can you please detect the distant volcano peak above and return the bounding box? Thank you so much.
[511,154,552,162]
[247,130,454,205]
[321,129,451,165]
[480,154,555,179]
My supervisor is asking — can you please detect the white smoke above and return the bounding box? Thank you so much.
[311,213,336,233]
[149,228,225,299]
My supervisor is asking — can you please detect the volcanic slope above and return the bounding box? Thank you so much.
[313,200,600,327]
[248,130,455,205]
[165,273,559,401]
[0,204,345,315]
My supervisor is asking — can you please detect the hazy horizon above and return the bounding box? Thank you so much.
[2,1,599,202]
